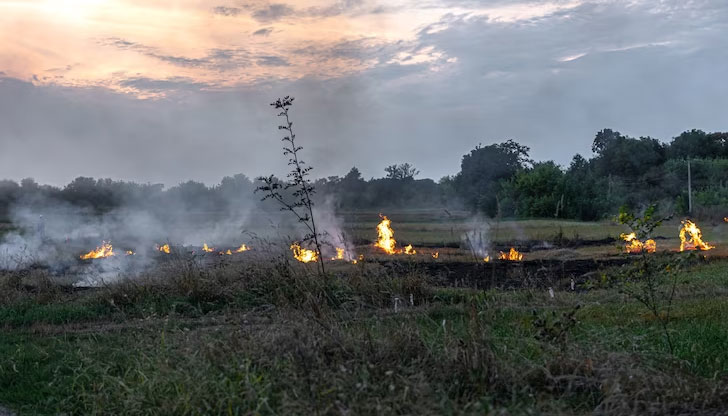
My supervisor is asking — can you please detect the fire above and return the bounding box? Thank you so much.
[484,256,491,263]
[80,241,115,259]
[235,244,250,253]
[620,233,657,254]
[679,220,714,251]
[724,217,728,223]
[432,251,439,259]
[219,249,232,255]
[499,247,523,261]
[291,243,318,263]
[156,244,170,254]
[374,215,417,255]
[202,243,214,253]
[126,250,134,255]
[331,247,345,260]
[644,239,656,253]
[374,215,397,254]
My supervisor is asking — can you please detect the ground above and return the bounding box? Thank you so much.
[1,215,728,414]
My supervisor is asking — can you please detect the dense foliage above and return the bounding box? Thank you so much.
[1,128,726,220]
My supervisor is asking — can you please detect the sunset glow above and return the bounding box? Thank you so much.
[0,0,580,97]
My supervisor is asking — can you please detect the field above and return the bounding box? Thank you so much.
[1,213,728,415]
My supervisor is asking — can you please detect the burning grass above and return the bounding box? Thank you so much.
[620,232,657,254]
[290,242,318,263]
[679,219,714,251]
[374,215,417,256]
[499,247,523,261]
[79,241,114,259]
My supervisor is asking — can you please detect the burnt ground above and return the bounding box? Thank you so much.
[2,234,710,292]
[371,257,633,290]
[352,236,621,250]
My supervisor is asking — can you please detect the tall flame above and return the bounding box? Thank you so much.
[291,243,318,263]
[499,247,523,261]
[679,220,714,251]
[202,243,214,253]
[235,244,250,253]
[80,241,115,259]
[374,215,397,254]
[620,233,656,254]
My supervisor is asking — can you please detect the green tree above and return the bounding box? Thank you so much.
[501,161,565,218]
[667,129,728,159]
[591,129,666,178]
[384,163,419,180]
[455,140,530,216]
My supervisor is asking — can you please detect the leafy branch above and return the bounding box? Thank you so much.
[615,204,684,354]
[256,96,326,275]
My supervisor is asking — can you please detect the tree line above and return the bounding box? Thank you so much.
[1,128,726,221]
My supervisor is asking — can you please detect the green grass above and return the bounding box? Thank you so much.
[2,253,728,414]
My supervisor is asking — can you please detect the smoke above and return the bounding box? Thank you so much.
[0,232,46,270]
[0,176,360,283]
[314,196,356,261]
[462,216,491,260]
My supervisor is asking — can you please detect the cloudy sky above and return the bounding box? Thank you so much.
[0,0,726,186]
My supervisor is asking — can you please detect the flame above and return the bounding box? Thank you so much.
[724,217,728,223]
[291,243,318,263]
[219,249,232,255]
[331,247,345,260]
[484,256,490,263]
[126,250,134,255]
[202,243,214,253]
[432,251,439,259]
[499,247,523,261]
[156,244,170,254]
[620,233,657,254]
[644,239,656,253]
[404,244,416,255]
[374,215,397,254]
[80,241,115,259]
[679,220,714,251]
[235,244,250,253]
[352,254,364,264]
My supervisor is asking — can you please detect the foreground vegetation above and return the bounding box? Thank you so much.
[1,253,727,415]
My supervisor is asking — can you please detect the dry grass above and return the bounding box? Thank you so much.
[1,250,728,415]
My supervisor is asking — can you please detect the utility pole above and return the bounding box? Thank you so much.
[688,158,692,214]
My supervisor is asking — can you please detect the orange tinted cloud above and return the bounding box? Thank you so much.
[0,0,580,97]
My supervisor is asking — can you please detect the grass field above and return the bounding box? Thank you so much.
[338,211,728,260]
[1,249,728,414]
[2,213,728,414]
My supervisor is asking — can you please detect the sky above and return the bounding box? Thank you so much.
[0,0,726,187]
